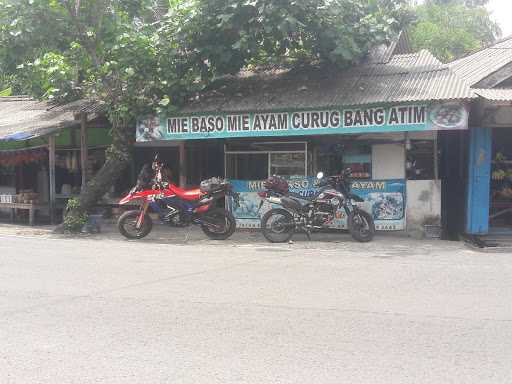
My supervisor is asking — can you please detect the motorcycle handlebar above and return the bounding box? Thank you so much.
[314,170,351,187]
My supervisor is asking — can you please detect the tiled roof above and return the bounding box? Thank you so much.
[0,97,79,141]
[449,36,512,87]
[182,50,474,114]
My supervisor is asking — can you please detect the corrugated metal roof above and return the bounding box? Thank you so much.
[474,88,512,102]
[182,50,474,114]
[494,38,512,49]
[49,99,106,114]
[367,31,413,64]
[0,97,79,141]
[449,36,512,87]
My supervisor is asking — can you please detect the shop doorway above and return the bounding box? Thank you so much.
[489,127,512,229]
[185,140,224,186]
[439,130,467,239]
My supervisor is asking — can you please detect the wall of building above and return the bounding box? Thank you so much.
[371,143,405,179]
[406,179,442,237]
[369,139,443,236]
[480,106,512,127]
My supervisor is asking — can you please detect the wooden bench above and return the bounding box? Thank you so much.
[0,202,48,226]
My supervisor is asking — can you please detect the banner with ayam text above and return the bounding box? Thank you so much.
[226,177,406,231]
[136,102,468,142]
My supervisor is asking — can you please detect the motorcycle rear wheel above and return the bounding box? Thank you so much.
[200,208,236,240]
[348,209,375,242]
[261,208,295,243]
[118,210,153,239]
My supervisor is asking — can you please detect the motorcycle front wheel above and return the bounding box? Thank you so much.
[261,208,295,243]
[118,210,153,239]
[200,208,236,240]
[348,209,375,242]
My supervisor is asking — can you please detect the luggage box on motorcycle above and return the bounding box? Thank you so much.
[200,177,229,194]
[264,176,289,194]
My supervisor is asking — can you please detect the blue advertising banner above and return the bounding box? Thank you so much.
[227,177,406,231]
[136,102,468,142]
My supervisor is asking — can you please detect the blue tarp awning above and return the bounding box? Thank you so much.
[1,132,34,141]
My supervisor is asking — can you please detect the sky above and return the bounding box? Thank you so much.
[486,0,512,37]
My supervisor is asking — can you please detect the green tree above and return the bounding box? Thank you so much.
[410,0,500,62]
[424,0,489,6]
[169,0,413,74]
[0,0,412,225]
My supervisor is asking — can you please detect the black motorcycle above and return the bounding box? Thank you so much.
[258,170,375,243]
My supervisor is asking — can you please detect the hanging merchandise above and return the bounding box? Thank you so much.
[0,148,47,166]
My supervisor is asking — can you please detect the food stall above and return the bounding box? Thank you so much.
[0,97,110,224]
[134,45,473,236]
[136,101,470,233]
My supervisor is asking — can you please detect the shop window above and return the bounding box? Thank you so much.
[343,148,371,179]
[226,153,268,180]
[269,153,306,177]
[316,143,371,179]
[406,140,435,180]
[225,142,305,152]
[225,141,307,179]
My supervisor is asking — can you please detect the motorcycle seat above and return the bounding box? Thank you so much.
[169,185,203,201]
[287,195,310,206]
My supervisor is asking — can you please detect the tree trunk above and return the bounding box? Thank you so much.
[61,116,133,230]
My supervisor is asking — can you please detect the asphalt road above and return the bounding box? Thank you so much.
[1,233,512,383]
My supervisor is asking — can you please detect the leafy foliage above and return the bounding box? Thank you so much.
[63,197,88,232]
[423,0,489,6]
[165,0,413,78]
[409,0,500,62]
[16,52,75,100]
[0,85,12,96]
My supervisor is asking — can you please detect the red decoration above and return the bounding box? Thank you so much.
[0,148,47,166]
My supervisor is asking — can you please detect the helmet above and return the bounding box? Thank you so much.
[263,176,289,193]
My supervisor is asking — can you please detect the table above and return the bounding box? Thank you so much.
[0,202,48,226]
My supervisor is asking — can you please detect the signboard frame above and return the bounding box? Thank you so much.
[136,102,469,142]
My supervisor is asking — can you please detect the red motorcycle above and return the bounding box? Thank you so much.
[117,155,238,240]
